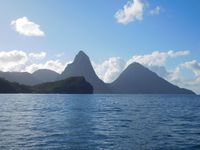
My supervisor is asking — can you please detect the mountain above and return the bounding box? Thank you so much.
[0,51,195,94]
[0,71,39,85]
[110,62,195,94]
[0,69,60,86]
[32,69,59,83]
[32,76,93,94]
[0,78,31,93]
[59,51,110,93]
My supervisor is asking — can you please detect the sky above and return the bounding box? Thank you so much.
[0,0,200,93]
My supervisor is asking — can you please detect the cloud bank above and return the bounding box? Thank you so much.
[0,50,28,72]
[29,52,46,60]
[25,60,68,73]
[126,50,190,67]
[93,57,125,82]
[0,50,66,73]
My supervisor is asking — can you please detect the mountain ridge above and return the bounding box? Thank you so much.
[0,51,196,94]
[32,69,60,83]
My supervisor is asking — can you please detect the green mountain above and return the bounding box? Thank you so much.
[0,78,31,93]
[32,76,93,94]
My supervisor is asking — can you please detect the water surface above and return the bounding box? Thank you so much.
[0,94,200,150]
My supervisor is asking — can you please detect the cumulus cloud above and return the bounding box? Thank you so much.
[115,0,144,25]
[93,57,125,83]
[25,60,68,74]
[150,6,161,15]
[29,52,46,60]
[0,50,28,72]
[0,50,66,73]
[11,17,45,36]
[126,50,190,67]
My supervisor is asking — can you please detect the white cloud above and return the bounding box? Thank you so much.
[29,52,46,60]
[25,60,68,74]
[11,17,45,36]
[115,0,144,25]
[0,50,28,72]
[150,6,161,15]
[181,60,200,76]
[172,74,200,94]
[177,60,200,93]
[126,50,190,67]
[0,50,66,73]
[93,57,125,83]
[158,60,200,94]
[166,67,181,82]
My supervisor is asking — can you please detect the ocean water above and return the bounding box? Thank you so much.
[0,94,200,150]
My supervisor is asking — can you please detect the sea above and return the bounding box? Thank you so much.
[0,94,200,150]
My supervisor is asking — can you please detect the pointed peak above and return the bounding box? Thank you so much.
[74,50,90,63]
[128,62,145,68]
[77,50,88,58]
[124,62,151,73]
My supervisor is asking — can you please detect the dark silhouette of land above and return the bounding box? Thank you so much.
[32,76,93,94]
[110,62,194,94]
[0,77,93,94]
[32,69,59,83]
[0,78,31,93]
[0,51,196,94]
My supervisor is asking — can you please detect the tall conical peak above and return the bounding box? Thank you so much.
[76,50,89,58]
[126,62,148,71]
[73,51,90,64]
[129,62,145,68]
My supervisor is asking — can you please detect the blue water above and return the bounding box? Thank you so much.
[0,94,200,150]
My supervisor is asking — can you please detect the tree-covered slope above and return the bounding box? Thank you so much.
[32,76,93,94]
[0,78,31,93]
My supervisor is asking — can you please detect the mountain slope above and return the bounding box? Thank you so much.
[32,69,59,83]
[0,71,39,85]
[110,62,195,94]
[0,78,31,93]
[60,51,110,93]
[32,76,93,94]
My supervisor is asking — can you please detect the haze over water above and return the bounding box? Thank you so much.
[0,94,200,150]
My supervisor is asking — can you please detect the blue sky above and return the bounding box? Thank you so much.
[0,0,200,93]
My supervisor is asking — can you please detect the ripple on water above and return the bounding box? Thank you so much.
[0,94,200,150]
